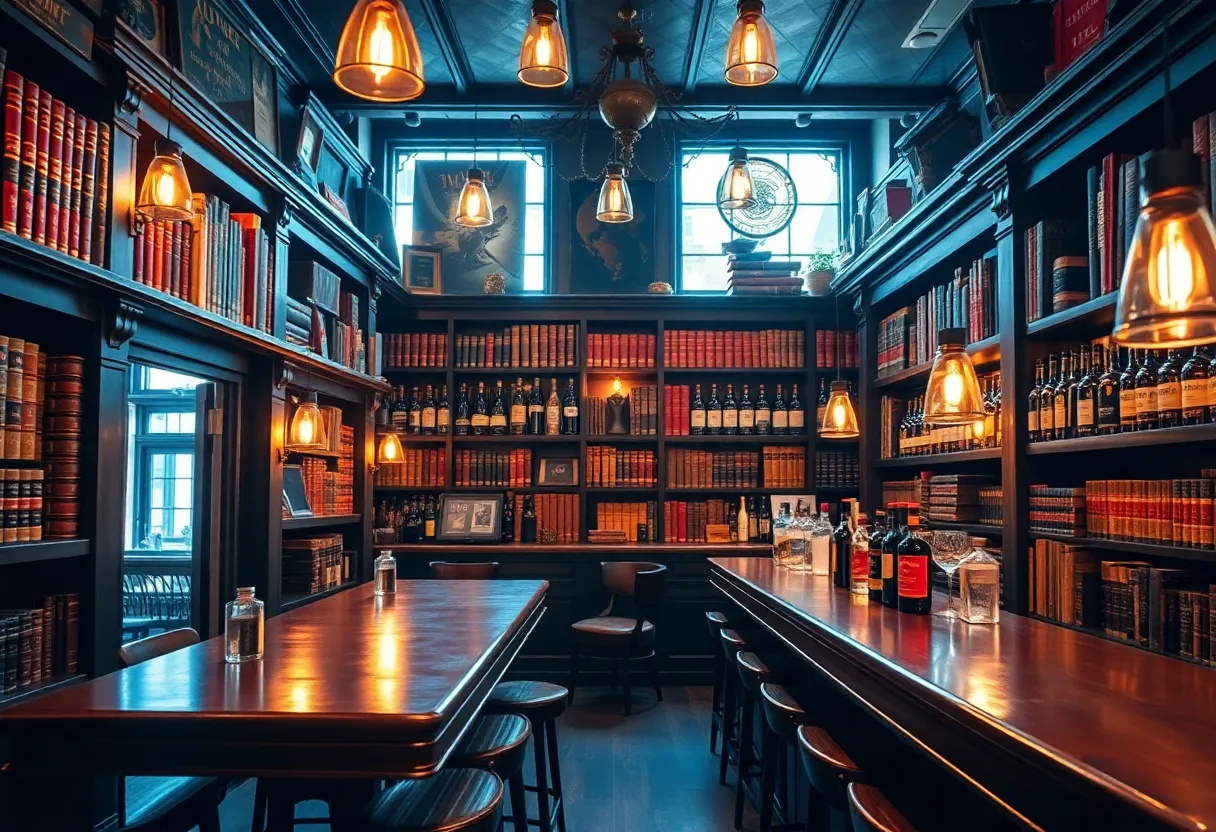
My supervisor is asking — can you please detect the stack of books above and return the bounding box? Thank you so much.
[1029,485,1086,536]
[663,499,735,543]
[926,474,994,523]
[281,534,346,597]
[724,250,804,295]
[594,500,655,542]
[0,593,78,694]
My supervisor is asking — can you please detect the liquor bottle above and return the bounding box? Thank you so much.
[899,398,912,454]
[1097,345,1121,435]
[376,388,392,429]
[772,384,788,435]
[770,502,791,564]
[437,385,450,435]
[1065,348,1085,438]
[758,498,771,542]
[1052,354,1069,441]
[455,384,472,435]
[1182,347,1210,425]
[707,384,723,435]
[392,385,409,432]
[1157,349,1183,429]
[521,495,537,542]
[729,500,740,543]
[816,378,828,434]
[1208,350,1216,424]
[747,497,759,542]
[423,496,436,539]
[421,385,437,435]
[373,552,397,598]
[1119,348,1139,433]
[832,502,851,589]
[528,377,545,434]
[850,513,870,596]
[501,494,515,542]
[1136,350,1160,431]
[722,384,739,435]
[880,506,902,608]
[810,503,831,576]
[738,384,755,435]
[788,384,804,435]
[545,378,560,435]
[403,499,423,542]
[562,378,579,434]
[1076,346,1096,437]
[690,384,707,435]
[1039,355,1057,441]
[868,511,886,603]
[736,497,748,545]
[472,382,490,435]
[490,382,508,435]
[510,378,527,435]
[992,374,1003,447]
[409,386,423,436]
[754,385,771,435]
[896,517,932,615]
[912,396,925,454]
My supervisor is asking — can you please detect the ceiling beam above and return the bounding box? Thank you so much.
[683,0,716,94]
[417,0,473,94]
[555,0,579,89]
[796,0,865,96]
[270,0,336,82]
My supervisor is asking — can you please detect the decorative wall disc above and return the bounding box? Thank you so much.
[718,156,797,239]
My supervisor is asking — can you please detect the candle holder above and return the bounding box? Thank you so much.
[605,376,630,435]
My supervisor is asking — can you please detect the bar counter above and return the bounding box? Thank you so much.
[711,557,1216,832]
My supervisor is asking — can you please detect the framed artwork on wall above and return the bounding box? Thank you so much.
[568,178,655,293]
[403,245,443,294]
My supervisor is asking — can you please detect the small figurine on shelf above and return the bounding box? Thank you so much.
[225,587,264,663]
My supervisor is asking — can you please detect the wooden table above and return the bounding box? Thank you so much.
[711,558,1216,832]
[0,579,547,779]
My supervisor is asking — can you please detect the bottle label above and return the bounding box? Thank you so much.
[563,406,579,418]
[868,552,882,590]
[708,410,722,429]
[529,404,544,417]
[1053,398,1066,428]
[897,556,929,599]
[755,408,770,430]
[1183,379,1207,410]
[1158,381,1181,410]
[490,414,507,428]
[422,408,437,429]
[789,409,804,428]
[691,410,706,429]
[510,404,527,425]
[723,409,738,428]
[1208,374,1216,408]
[546,408,560,432]
[438,409,450,429]
[881,552,893,580]
[1028,410,1039,433]
[409,411,421,428]
[851,547,869,580]
[1136,387,1158,415]
[424,519,435,538]
[392,412,408,429]
[471,414,490,427]
[1039,404,1054,431]
[739,409,754,428]
[772,411,788,429]
[1076,399,1093,428]
[1120,389,1137,419]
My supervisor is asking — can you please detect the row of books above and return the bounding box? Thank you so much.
[1024,218,1086,322]
[1,468,42,544]
[587,447,656,488]
[454,325,579,369]
[281,534,349,597]
[594,500,655,543]
[663,385,692,436]
[326,292,367,374]
[1086,478,1216,550]
[815,450,858,489]
[530,492,581,544]
[294,426,355,517]
[925,474,995,523]
[586,333,657,368]
[665,449,759,489]
[662,329,804,369]
[284,296,311,348]
[0,593,79,695]
[662,499,734,543]
[0,335,44,462]
[1193,110,1216,233]
[761,447,806,489]
[454,449,532,488]
[725,251,804,296]
[373,447,446,488]
[814,330,859,369]
[1029,485,1086,536]
[977,486,1003,528]
[2,65,109,268]
[384,332,447,368]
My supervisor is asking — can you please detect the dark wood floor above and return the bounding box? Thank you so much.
[216,685,753,831]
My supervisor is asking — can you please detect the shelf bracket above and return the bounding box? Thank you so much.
[106,298,143,349]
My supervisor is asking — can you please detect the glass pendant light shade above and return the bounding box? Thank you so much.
[136,140,194,222]
[377,431,404,464]
[518,0,570,88]
[718,146,756,210]
[597,164,634,223]
[455,168,494,227]
[725,0,778,87]
[820,381,859,439]
[923,328,986,425]
[333,0,425,103]
[1113,149,1216,348]
[288,393,328,451]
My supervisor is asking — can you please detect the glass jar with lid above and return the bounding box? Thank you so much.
[958,538,1000,624]
[225,587,264,663]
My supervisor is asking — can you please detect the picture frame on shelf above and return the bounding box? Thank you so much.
[281,465,313,518]
[295,105,323,186]
[403,245,443,294]
[538,458,579,486]
[437,493,502,543]
[116,0,166,56]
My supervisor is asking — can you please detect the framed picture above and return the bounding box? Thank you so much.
[437,493,502,543]
[319,182,352,223]
[117,0,165,56]
[403,245,443,294]
[569,178,656,293]
[281,465,313,518]
[537,457,578,486]
[295,105,323,182]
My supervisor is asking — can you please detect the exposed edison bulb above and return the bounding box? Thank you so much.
[942,365,965,407]
[831,400,847,429]
[535,23,553,66]
[1151,218,1196,311]
[155,168,178,207]
[742,23,759,63]
[597,164,634,223]
[378,431,404,464]
[612,376,623,396]
[136,140,193,222]
[923,328,986,425]
[296,411,315,445]
[333,0,425,102]
[718,147,756,210]
[725,0,778,86]
[518,0,569,87]
[288,394,326,450]
[368,11,396,83]
[455,168,493,227]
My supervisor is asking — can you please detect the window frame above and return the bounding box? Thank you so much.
[128,371,200,552]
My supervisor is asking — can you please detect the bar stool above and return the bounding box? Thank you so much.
[482,681,568,832]
[448,714,531,832]
[362,769,503,831]
[705,610,730,755]
[797,725,866,829]
[758,682,813,832]
[717,627,749,786]
[846,783,917,832]
[733,651,782,831]
[430,561,500,579]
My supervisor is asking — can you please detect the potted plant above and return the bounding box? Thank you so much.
[805,249,837,296]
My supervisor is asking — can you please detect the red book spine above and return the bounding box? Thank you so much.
[1,71,21,234]
[32,90,50,245]
[161,221,172,295]
[16,79,38,240]
[91,122,110,267]
[170,221,182,298]
[56,108,74,253]
[153,221,166,292]
[142,218,155,285]
[67,112,85,258]
[181,219,192,300]
[78,119,98,264]
[45,101,64,250]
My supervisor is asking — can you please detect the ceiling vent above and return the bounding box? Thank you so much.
[901,0,972,49]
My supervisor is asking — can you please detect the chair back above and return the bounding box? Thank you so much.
[431,561,500,579]
[118,627,200,668]
[599,562,666,635]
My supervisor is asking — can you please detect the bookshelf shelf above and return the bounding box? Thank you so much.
[284,447,340,460]
[663,367,807,376]
[384,367,450,374]
[925,520,1004,537]
[282,514,362,531]
[452,435,580,443]
[0,539,91,567]
[281,581,360,612]
[1026,292,1118,339]
[585,368,657,376]
[665,487,770,495]
[585,486,661,493]
[1026,424,1216,455]
[874,448,1002,468]
[586,435,659,443]
[452,485,581,493]
[1030,532,1216,564]
[873,334,1001,390]
[453,367,581,375]
[0,674,87,710]
[377,433,448,443]
[375,485,447,491]
[1027,613,1215,671]
[663,435,809,444]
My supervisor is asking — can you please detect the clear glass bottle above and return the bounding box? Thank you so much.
[225,587,264,663]
[771,502,793,566]
[788,502,811,571]
[375,550,398,596]
[810,503,831,576]
[958,538,1000,624]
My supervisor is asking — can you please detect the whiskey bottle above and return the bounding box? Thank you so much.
[1065,348,1085,438]
[490,382,508,435]
[748,497,759,542]
[992,373,1003,447]
[758,498,771,541]
[690,384,707,435]
[1119,348,1139,433]
[437,385,450,435]
[816,378,828,434]
[423,496,437,539]
[528,377,545,434]
[868,511,886,603]
[707,384,723,435]
[562,378,579,435]
[392,385,409,432]
[409,386,423,436]
[455,384,472,435]
[1076,346,1096,437]
[881,506,903,608]
[722,384,739,435]
[1182,347,1210,425]
[421,385,437,435]
[510,377,527,435]
[1040,355,1058,441]
[1207,350,1216,424]
[754,385,771,435]
[501,495,515,542]
[1053,353,1070,441]
[1136,350,1160,431]
[832,502,852,589]
[896,513,932,615]
[545,378,560,435]
[788,384,805,435]
[1097,346,1121,435]
[1157,349,1182,429]
[472,382,490,435]
[738,384,755,435]
[771,384,788,435]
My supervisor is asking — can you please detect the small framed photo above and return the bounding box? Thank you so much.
[295,105,324,181]
[437,493,503,543]
[117,0,166,56]
[281,465,313,518]
[403,244,443,294]
[537,457,578,486]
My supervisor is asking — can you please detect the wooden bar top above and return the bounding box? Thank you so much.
[0,580,547,778]
[375,542,771,555]
[711,557,1216,831]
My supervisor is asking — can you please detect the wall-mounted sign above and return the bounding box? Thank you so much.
[5,0,95,60]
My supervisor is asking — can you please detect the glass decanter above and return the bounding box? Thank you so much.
[809,504,832,576]
[771,502,794,567]
[786,503,811,572]
[958,538,1000,624]
[375,550,398,596]
[225,587,264,663]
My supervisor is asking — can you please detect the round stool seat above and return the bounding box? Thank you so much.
[363,769,503,832]
[719,627,748,654]
[483,680,569,722]
[450,714,531,778]
[797,724,864,810]
[705,610,729,635]
[735,650,777,694]
[847,782,917,832]
[759,682,810,744]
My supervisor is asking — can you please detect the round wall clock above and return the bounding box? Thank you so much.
[718,156,798,239]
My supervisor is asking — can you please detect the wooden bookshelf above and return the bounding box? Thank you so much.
[0,540,92,567]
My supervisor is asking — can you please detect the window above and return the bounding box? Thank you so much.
[392,148,548,292]
[678,149,843,292]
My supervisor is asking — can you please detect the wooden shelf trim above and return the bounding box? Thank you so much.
[1030,532,1216,564]
[1026,292,1118,338]
[874,448,1002,468]
[1028,613,1213,670]
[280,581,360,611]
[282,514,362,531]
[375,542,773,555]
[0,674,87,710]
[0,539,91,567]
[1026,424,1216,454]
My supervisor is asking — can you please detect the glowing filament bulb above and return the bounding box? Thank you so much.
[612,376,623,396]
[369,12,395,83]
[942,367,964,408]
[296,413,315,445]
[155,167,177,207]
[535,23,552,66]
[1153,219,1196,311]
[742,23,759,64]
[465,188,481,216]
[832,401,847,429]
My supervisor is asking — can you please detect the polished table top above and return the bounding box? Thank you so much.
[711,557,1216,830]
[0,579,548,777]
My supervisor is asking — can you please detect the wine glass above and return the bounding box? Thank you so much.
[931,530,971,618]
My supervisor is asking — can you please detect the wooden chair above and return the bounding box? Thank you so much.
[568,561,666,715]
[362,769,503,831]
[429,561,500,579]
[116,629,226,832]
[846,783,917,832]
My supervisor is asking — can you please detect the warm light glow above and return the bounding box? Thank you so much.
[1152,218,1196,311]
[942,366,965,407]
[455,169,494,228]
[597,164,634,223]
[923,329,986,425]
[831,401,847,428]
[136,141,194,222]
[333,0,425,102]
[725,1,778,86]
[718,147,756,211]
[155,169,176,206]
[518,1,570,88]
[536,25,552,65]
[368,11,396,83]
[288,394,327,450]
[612,376,623,396]
[742,23,759,63]
[820,381,859,439]
[971,418,987,440]
[378,432,404,464]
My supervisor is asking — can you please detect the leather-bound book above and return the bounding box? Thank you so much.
[91,122,109,267]
[78,118,98,264]
[16,79,38,240]
[55,108,74,254]
[169,220,182,298]
[180,218,191,304]
[67,112,85,258]
[45,100,64,250]
[1,71,22,235]
[32,89,50,245]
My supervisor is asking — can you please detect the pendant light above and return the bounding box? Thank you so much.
[456,108,493,228]
[333,0,425,103]
[597,163,634,223]
[922,328,985,425]
[288,392,328,451]
[518,0,570,88]
[377,431,405,465]
[718,119,756,211]
[1112,0,1216,347]
[725,0,778,87]
[136,75,193,222]
[820,300,859,439]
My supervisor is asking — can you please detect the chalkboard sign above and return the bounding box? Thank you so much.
[281,464,313,518]
[176,0,278,153]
